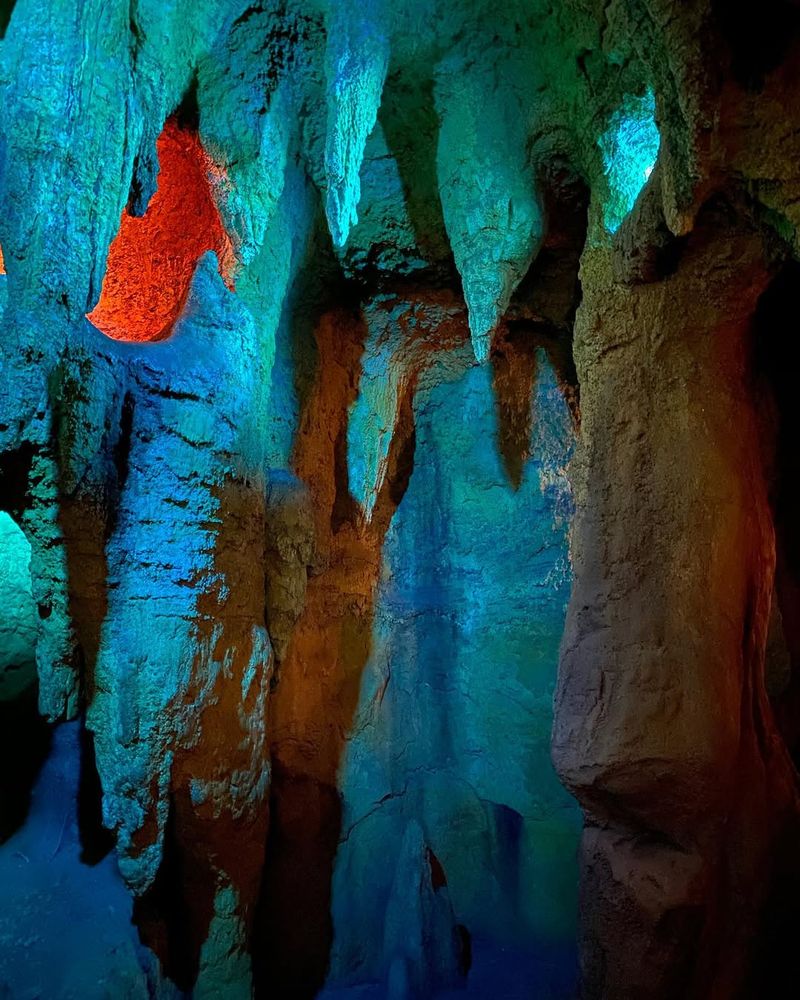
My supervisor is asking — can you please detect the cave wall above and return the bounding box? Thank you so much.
[0,511,36,700]
[554,206,800,998]
[326,347,578,994]
[1,1,800,998]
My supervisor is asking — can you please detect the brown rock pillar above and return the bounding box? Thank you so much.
[553,204,800,998]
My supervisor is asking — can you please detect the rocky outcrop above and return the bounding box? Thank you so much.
[554,207,800,997]
[548,8,800,996]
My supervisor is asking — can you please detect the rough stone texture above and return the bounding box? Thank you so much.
[554,207,800,996]
[546,8,800,996]
[264,472,317,663]
[0,722,180,1000]
[2,1,800,999]
[326,338,579,997]
[0,511,36,700]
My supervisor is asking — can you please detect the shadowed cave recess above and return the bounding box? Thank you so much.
[2,1,800,998]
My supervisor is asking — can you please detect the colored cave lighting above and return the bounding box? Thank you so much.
[0,512,37,702]
[599,88,661,234]
[87,119,235,342]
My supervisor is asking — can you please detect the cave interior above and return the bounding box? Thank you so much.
[2,1,800,998]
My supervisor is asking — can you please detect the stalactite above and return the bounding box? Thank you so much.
[323,2,389,248]
[3,3,800,999]
[436,58,544,362]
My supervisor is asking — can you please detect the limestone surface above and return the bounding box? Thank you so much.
[2,2,800,999]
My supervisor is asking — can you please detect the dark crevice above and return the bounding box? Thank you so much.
[133,791,216,993]
[0,442,35,521]
[379,66,453,281]
[752,260,800,762]
[128,1,143,63]
[173,72,200,132]
[725,252,800,1000]
[77,716,115,864]
[712,0,800,90]
[742,813,800,996]
[253,770,342,1000]
[329,303,368,534]
[495,321,582,470]
[50,367,115,704]
[106,391,134,542]
[383,395,416,513]
[509,163,588,333]
[370,382,418,534]
[126,152,150,217]
[651,224,689,280]
[331,419,360,532]
[428,846,448,890]
[113,390,135,487]
[232,3,266,29]
[0,0,15,39]
[491,331,540,490]
[0,682,52,843]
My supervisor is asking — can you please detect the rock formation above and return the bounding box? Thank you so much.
[1,1,800,998]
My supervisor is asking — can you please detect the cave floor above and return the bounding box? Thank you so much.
[0,723,162,1000]
[0,723,574,999]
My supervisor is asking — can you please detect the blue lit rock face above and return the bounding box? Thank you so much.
[86,259,274,901]
[0,721,179,998]
[599,90,661,235]
[329,351,579,996]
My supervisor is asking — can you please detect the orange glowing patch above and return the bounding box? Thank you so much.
[87,119,235,342]
[0,243,5,275]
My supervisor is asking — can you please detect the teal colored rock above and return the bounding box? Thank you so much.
[0,2,656,995]
[324,1,389,247]
[436,55,544,362]
[599,89,661,234]
[347,307,405,521]
[0,512,37,701]
[328,351,579,995]
[195,884,253,1000]
[382,820,463,998]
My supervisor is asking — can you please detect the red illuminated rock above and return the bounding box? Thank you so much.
[87,120,234,342]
